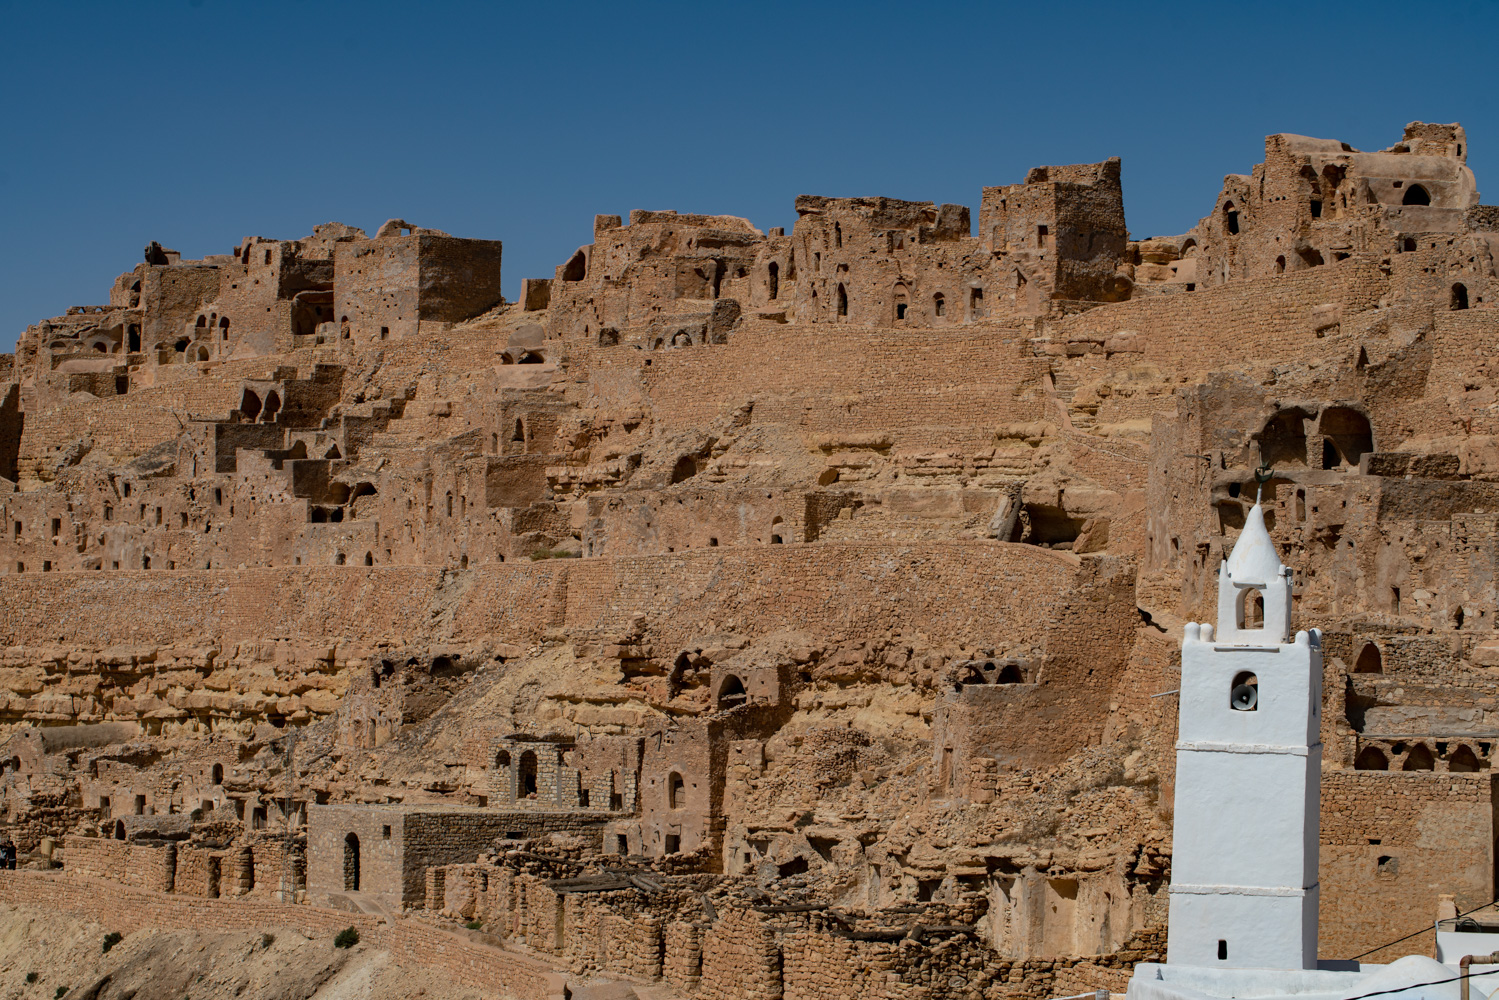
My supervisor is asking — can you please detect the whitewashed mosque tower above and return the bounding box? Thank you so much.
[1168,501,1323,969]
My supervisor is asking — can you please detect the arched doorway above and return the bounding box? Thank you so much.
[1318,407,1373,469]
[1402,184,1431,206]
[717,675,747,710]
[1354,746,1388,771]
[519,751,538,798]
[343,832,360,891]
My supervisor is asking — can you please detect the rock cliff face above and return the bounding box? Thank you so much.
[0,122,1494,996]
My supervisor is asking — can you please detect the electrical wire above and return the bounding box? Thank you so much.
[1349,899,1496,961]
[1337,966,1499,1000]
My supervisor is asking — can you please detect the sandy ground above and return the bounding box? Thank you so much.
[0,904,499,1000]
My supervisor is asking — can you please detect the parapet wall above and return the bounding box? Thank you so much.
[0,543,1113,653]
[605,324,1052,451]
[1049,260,1388,371]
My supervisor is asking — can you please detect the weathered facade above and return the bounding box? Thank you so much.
[0,121,1496,997]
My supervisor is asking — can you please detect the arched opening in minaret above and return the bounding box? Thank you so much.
[1237,588,1265,630]
[1229,671,1258,712]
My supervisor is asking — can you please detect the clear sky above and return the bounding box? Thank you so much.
[4,0,1499,351]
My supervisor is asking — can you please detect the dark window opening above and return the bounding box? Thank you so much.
[616,835,629,854]
[1258,409,1311,467]
[718,674,747,709]
[1310,200,1323,219]
[1403,237,1417,252]
[1355,746,1389,771]
[668,772,684,809]
[836,283,848,317]
[1452,283,1470,310]
[767,261,779,300]
[563,250,587,282]
[1402,184,1431,206]
[664,834,681,854]
[519,751,538,797]
[1449,745,1482,772]
[1225,203,1240,235]
[1218,940,1228,961]
[933,293,945,317]
[1402,743,1435,771]
[895,302,907,320]
[1319,407,1373,469]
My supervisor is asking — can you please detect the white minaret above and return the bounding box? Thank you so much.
[1167,502,1322,970]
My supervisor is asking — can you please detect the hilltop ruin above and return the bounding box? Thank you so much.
[0,121,1494,998]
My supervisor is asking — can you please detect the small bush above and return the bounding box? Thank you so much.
[333,927,359,949]
[101,931,122,953]
[464,920,482,930]
[260,932,275,949]
[24,971,36,983]
[54,988,67,999]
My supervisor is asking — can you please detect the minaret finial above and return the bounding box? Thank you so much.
[1254,463,1274,504]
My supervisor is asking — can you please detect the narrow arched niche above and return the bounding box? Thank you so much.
[1355,746,1389,771]
[1353,643,1382,674]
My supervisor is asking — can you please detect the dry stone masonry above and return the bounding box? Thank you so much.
[0,122,1494,998]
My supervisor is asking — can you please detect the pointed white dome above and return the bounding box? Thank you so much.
[1224,504,1284,585]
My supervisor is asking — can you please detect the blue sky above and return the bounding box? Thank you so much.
[4,0,1499,350]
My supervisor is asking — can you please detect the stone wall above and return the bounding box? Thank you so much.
[1319,770,1495,962]
[0,870,564,1000]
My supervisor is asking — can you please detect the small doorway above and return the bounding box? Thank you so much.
[344,832,360,891]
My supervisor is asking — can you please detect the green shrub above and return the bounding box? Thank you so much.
[333,927,359,949]
[464,920,482,930]
[24,971,36,983]
[54,988,67,999]
[101,932,122,953]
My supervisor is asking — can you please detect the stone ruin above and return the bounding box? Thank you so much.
[0,121,1495,996]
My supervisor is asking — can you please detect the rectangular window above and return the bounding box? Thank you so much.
[134,794,146,815]
[664,834,681,854]
[616,835,629,854]
[50,518,60,537]
[1217,940,1228,960]
[1037,224,1050,247]
[12,521,19,539]
[382,825,392,840]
